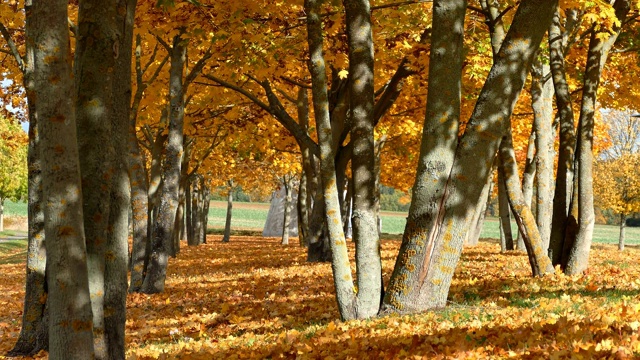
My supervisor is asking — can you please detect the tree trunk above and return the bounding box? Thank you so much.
[531,61,554,253]
[186,179,193,244]
[381,0,467,315]
[31,0,95,356]
[518,129,536,251]
[297,88,312,246]
[466,164,494,246]
[499,134,554,276]
[565,0,629,275]
[619,213,626,251]
[201,185,210,243]
[547,7,578,266]
[189,178,202,246]
[222,181,233,243]
[282,177,292,245]
[382,0,556,314]
[10,50,48,354]
[498,162,514,252]
[345,0,382,319]
[74,0,119,355]
[142,33,187,294]
[306,190,332,262]
[105,0,136,357]
[305,0,356,320]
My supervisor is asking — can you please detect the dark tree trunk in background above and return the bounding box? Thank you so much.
[518,129,536,251]
[31,0,95,355]
[498,161,514,252]
[222,180,233,243]
[619,213,626,251]
[201,185,210,243]
[142,33,187,294]
[189,178,202,246]
[282,177,292,245]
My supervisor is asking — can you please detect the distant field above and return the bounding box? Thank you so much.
[5,200,640,244]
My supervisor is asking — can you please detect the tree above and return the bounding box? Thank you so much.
[29,0,95,357]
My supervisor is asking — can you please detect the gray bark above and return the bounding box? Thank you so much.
[548,7,577,265]
[565,0,629,275]
[531,61,554,253]
[466,164,494,246]
[305,0,356,320]
[382,0,467,314]
[282,177,293,245]
[222,181,233,243]
[344,0,382,319]
[619,213,626,251]
[499,134,554,276]
[74,0,118,355]
[104,0,136,357]
[518,129,536,251]
[498,162,514,252]
[31,0,95,356]
[9,8,48,353]
[142,33,187,293]
[383,0,557,313]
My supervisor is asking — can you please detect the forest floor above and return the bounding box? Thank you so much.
[1,236,640,359]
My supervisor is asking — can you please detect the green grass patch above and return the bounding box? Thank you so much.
[3,200,27,217]
[0,239,27,265]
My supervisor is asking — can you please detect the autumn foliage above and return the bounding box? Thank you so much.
[1,236,640,359]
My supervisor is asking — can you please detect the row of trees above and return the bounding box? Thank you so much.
[1,0,639,357]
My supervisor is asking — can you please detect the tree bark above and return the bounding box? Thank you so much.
[222,180,233,243]
[498,162,514,252]
[518,129,536,251]
[305,0,356,320]
[74,0,119,356]
[565,0,630,275]
[344,0,382,319]
[297,88,312,246]
[531,61,554,253]
[10,30,48,353]
[282,177,292,245]
[201,185,210,243]
[499,134,554,276]
[619,213,626,251]
[31,0,95,356]
[466,164,494,247]
[547,7,578,266]
[382,0,557,314]
[142,33,187,294]
[104,1,136,358]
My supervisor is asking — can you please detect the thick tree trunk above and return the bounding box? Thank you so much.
[31,0,95,356]
[345,0,382,319]
[10,57,48,355]
[104,1,136,357]
[74,0,119,355]
[565,0,629,275]
[547,7,578,265]
[499,134,554,276]
[531,61,554,253]
[305,0,356,320]
[498,162,514,252]
[382,0,467,314]
[382,0,556,313]
[142,34,187,294]
[222,181,233,243]
[306,190,332,262]
[619,213,626,251]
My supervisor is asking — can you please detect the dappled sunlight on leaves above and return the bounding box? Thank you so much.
[1,236,640,358]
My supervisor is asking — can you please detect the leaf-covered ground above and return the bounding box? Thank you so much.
[1,236,640,359]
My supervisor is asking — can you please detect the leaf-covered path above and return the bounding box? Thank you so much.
[1,236,640,359]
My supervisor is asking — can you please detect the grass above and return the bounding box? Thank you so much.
[0,239,28,265]
[5,199,640,245]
